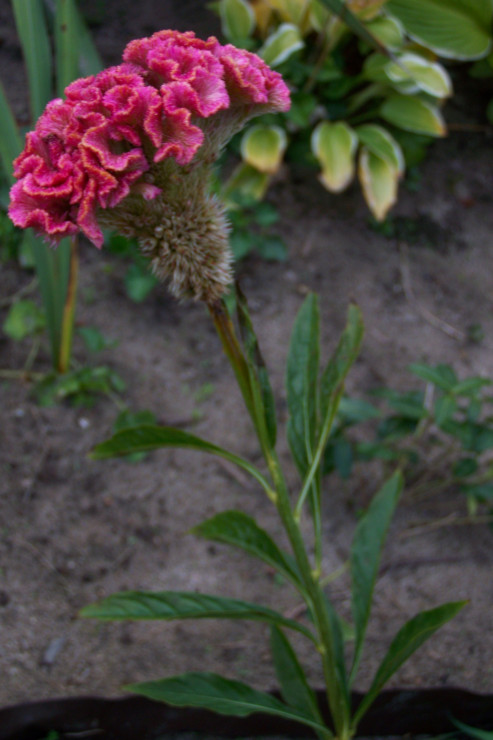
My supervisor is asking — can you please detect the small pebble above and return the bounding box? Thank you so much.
[41,636,66,667]
[78,417,90,429]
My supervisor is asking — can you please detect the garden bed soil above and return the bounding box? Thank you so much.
[1,1,493,736]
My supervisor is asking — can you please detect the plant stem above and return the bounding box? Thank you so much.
[58,235,79,373]
[209,296,351,740]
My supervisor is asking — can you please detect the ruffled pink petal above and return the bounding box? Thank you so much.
[217,45,290,112]
[9,180,78,244]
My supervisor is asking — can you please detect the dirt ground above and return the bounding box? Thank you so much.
[1,0,493,719]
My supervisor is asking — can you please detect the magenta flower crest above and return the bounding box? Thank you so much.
[9,30,290,301]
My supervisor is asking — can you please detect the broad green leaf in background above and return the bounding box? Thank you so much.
[355,124,404,174]
[352,600,468,726]
[241,125,287,175]
[385,53,452,98]
[192,510,301,586]
[0,82,22,186]
[358,147,399,222]
[380,94,446,136]
[365,16,404,50]
[286,293,320,476]
[312,121,358,193]
[127,672,328,732]
[81,591,316,641]
[270,626,324,727]
[220,0,255,41]
[386,0,493,60]
[11,0,52,118]
[90,424,271,494]
[54,0,103,93]
[3,299,45,340]
[317,0,394,56]
[259,23,304,67]
[223,163,270,202]
[350,471,403,681]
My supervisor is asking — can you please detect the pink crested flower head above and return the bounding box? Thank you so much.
[9,30,290,301]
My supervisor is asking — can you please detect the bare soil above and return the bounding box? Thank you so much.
[1,0,493,720]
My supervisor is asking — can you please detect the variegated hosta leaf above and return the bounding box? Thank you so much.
[386,0,493,60]
[268,0,311,27]
[358,147,399,221]
[365,15,404,49]
[309,0,330,32]
[259,23,304,66]
[347,0,388,21]
[380,93,446,136]
[240,124,287,174]
[220,0,256,40]
[385,52,453,98]
[355,124,404,174]
[311,120,358,193]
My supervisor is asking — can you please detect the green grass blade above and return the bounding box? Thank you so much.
[12,0,53,118]
[55,0,80,93]
[0,81,23,184]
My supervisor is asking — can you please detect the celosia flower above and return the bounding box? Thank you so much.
[9,30,290,302]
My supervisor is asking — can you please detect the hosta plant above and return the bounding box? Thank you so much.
[215,0,492,221]
[9,27,465,740]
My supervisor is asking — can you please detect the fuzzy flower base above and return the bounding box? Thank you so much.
[9,30,290,302]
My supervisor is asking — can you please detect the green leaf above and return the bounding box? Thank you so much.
[223,163,270,202]
[259,23,304,67]
[257,235,288,262]
[81,590,315,641]
[385,53,452,98]
[311,121,358,193]
[350,471,403,682]
[352,600,467,726]
[54,0,79,93]
[0,82,23,185]
[124,262,157,302]
[365,16,404,49]
[452,719,493,740]
[386,0,493,60]
[236,285,277,448]
[78,326,117,353]
[270,626,323,723]
[286,294,320,476]
[220,0,256,41]
[320,305,364,421]
[434,395,457,426]
[241,125,287,175]
[358,148,400,222]
[355,125,404,174]
[192,510,300,586]
[409,362,457,390]
[126,672,328,732]
[12,0,52,118]
[3,299,45,340]
[380,94,446,137]
[317,0,394,56]
[90,424,271,493]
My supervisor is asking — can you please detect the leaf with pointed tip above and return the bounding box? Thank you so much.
[192,511,300,586]
[127,672,328,732]
[286,294,320,476]
[90,425,270,493]
[350,471,403,682]
[380,94,446,137]
[220,0,256,40]
[81,590,316,642]
[241,125,287,175]
[270,626,323,723]
[312,121,358,194]
[358,147,399,222]
[259,23,304,67]
[352,600,468,725]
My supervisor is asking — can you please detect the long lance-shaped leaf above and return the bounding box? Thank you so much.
[236,284,277,449]
[296,304,363,515]
[350,471,403,683]
[12,0,52,118]
[351,600,468,727]
[0,82,22,186]
[81,590,316,643]
[270,626,327,735]
[126,672,329,734]
[54,0,103,93]
[90,424,272,495]
[286,293,320,476]
[192,510,301,587]
[317,0,394,57]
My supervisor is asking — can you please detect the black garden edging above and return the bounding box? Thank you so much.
[1,688,493,740]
